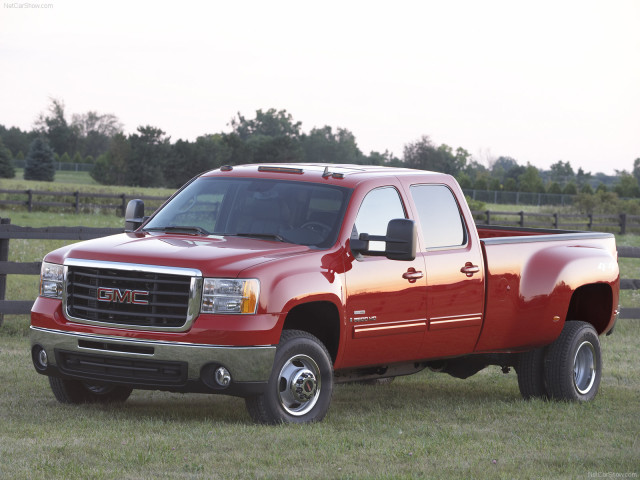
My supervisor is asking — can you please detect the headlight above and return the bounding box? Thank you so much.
[40,262,64,299]
[201,278,259,314]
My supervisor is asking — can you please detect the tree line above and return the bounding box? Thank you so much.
[1,99,639,198]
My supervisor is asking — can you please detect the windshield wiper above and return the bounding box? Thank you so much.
[144,225,210,236]
[233,232,286,242]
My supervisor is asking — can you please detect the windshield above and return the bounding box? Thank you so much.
[143,176,351,248]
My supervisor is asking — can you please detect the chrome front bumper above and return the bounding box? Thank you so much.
[30,326,276,384]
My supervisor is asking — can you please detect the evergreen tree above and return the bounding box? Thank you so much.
[24,137,55,181]
[0,139,16,178]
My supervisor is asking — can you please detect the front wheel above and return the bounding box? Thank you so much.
[544,321,602,401]
[245,330,333,424]
[49,377,133,404]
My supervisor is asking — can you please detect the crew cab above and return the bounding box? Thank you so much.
[30,164,620,423]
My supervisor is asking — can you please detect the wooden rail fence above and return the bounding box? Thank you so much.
[1,218,639,324]
[472,210,640,235]
[0,188,169,215]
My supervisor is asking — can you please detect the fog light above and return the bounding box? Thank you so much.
[32,345,48,371]
[215,367,231,387]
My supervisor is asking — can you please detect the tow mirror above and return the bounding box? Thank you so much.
[350,218,416,261]
[125,199,147,232]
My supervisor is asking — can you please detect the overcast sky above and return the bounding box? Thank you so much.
[1,0,638,175]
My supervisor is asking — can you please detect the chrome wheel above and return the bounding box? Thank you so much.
[245,330,333,424]
[277,354,321,416]
[573,341,596,395]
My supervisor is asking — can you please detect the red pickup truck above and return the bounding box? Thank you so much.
[30,164,620,424]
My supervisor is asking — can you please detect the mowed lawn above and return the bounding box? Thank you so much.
[0,318,638,479]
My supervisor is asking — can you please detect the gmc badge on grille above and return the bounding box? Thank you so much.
[97,287,149,305]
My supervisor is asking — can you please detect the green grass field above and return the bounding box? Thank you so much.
[1,322,638,479]
[0,172,638,478]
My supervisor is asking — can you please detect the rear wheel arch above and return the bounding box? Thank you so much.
[566,283,613,334]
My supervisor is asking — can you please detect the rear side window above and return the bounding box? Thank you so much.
[410,185,466,249]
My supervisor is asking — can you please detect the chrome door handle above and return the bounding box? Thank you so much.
[460,263,480,277]
[402,270,424,282]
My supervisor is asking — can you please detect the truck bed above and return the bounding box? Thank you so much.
[474,224,618,353]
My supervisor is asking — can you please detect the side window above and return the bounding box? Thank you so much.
[353,187,406,250]
[410,185,466,249]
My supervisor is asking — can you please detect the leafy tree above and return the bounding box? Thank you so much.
[403,136,466,176]
[547,182,562,194]
[596,183,608,193]
[366,150,401,166]
[34,98,78,156]
[90,133,131,185]
[224,109,304,165]
[549,160,575,183]
[59,152,71,164]
[72,152,83,164]
[0,138,15,178]
[633,158,640,184]
[490,156,519,183]
[165,134,231,188]
[503,177,517,191]
[230,109,301,140]
[563,182,578,195]
[474,177,488,190]
[576,167,592,187]
[72,111,123,158]
[127,126,172,187]
[0,125,36,158]
[301,126,363,164]
[517,164,545,193]
[581,183,594,194]
[24,137,55,181]
[614,172,640,198]
[456,172,473,189]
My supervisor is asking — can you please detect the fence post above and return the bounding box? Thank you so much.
[0,218,10,326]
[553,213,558,229]
[120,194,127,217]
[519,211,524,227]
[588,214,593,230]
[27,189,33,212]
[485,210,491,225]
[74,191,80,213]
[620,213,627,235]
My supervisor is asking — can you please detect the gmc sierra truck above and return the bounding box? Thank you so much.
[30,164,620,424]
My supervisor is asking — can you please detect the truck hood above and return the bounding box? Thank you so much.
[49,232,314,277]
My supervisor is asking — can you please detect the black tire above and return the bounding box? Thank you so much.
[49,377,133,404]
[544,321,602,401]
[245,330,333,424]
[517,347,549,400]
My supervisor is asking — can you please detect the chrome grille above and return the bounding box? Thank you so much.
[63,260,202,332]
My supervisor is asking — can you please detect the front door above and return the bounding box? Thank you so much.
[342,186,428,367]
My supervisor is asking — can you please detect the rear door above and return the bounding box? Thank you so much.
[408,184,485,358]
